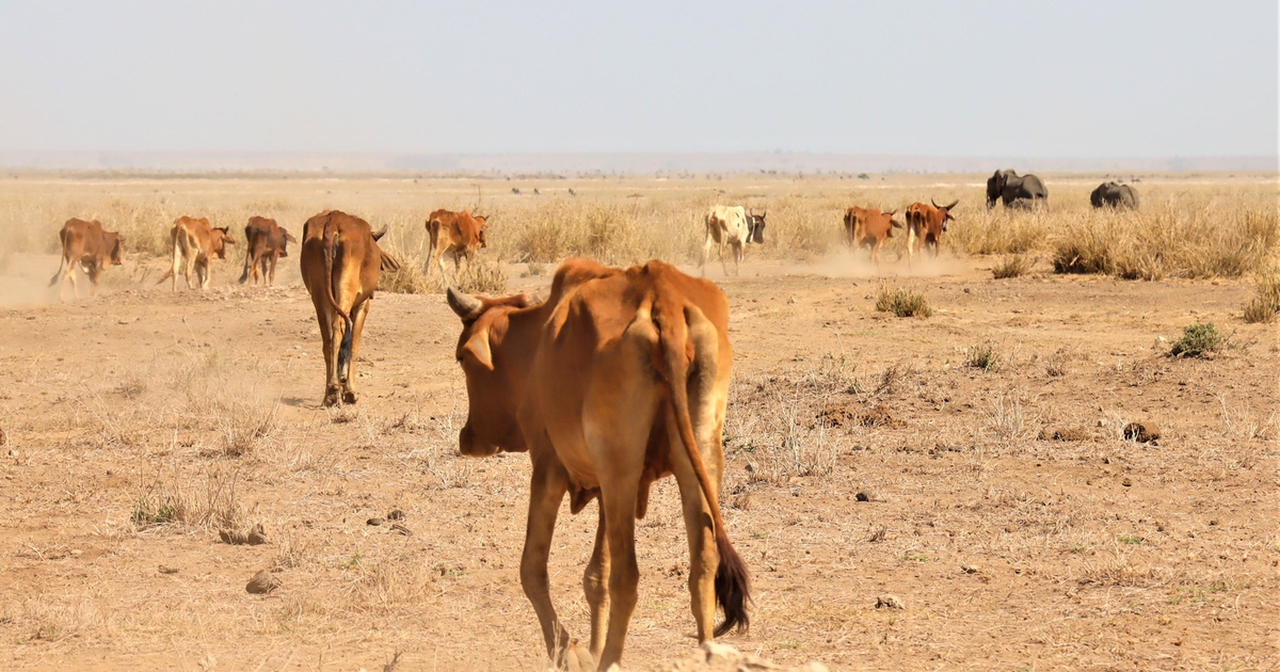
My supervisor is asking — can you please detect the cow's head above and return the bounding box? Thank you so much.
[107,233,125,266]
[931,198,959,233]
[279,227,297,258]
[447,287,531,457]
[885,209,903,231]
[747,210,766,244]
[212,227,235,258]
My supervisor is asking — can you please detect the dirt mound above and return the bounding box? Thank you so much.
[663,642,828,672]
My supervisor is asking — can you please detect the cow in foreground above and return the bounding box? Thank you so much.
[156,216,236,291]
[701,205,765,276]
[904,199,959,265]
[843,206,902,265]
[1091,182,1139,209]
[300,210,400,406]
[425,209,488,284]
[447,258,749,670]
[987,169,1048,208]
[239,216,297,286]
[48,218,124,300]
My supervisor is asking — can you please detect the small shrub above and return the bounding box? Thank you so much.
[875,286,932,318]
[991,255,1031,279]
[965,340,1002,372]
[1169,322,1227,358]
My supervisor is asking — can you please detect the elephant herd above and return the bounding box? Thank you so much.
[987,169,1140,210]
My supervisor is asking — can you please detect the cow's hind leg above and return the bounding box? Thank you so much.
[338,298,370,404]
[583,503,610,661]
[666,405,721,642]
[521,449,574,665]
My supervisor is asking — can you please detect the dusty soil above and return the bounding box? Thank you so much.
[1,245,1277,670]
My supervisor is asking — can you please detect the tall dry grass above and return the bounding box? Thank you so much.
[2,173,1274,282]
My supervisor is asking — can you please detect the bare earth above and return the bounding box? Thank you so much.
[1,195,1278,670]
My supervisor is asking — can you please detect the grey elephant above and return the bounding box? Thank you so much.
[987,169,1048,208]
[1090,182,1139,209]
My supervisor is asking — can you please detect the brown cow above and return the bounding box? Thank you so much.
[426,209,488,284]
[843,206,902,265]
[904,199,959,266]
[156,216,236,291]
[238,216,297,286]
[48,218,124,300]
[300,210,400,406]
[447,259,749,670]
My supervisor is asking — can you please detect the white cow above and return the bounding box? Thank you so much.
[701,205,765,276]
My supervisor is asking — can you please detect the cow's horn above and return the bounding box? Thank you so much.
[447,287,484,320]
[372,224,389,241]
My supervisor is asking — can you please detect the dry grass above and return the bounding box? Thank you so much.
[2,174,1274,283]
[991,255,1032,279]
[875,285,932,318]
[130,466,247,531]
[1242,268,1280,323]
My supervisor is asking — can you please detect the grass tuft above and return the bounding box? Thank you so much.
[991,255,1032,279]
[875,286,932,318]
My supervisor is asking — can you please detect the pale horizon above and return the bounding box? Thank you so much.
[1,2,1276,166]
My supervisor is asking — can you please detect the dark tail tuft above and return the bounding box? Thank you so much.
[713,531,751,637]
[338,315,354,372]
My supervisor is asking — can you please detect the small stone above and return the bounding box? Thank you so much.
[386,509,405,521]
[246,570,280,594]
[875,594,904,609]
[961,563,981,574]
[158,565,180,574]
[1122,477,1133,487]
[389,523,412,536]
[366,517,385,526]
[855,491,872,502]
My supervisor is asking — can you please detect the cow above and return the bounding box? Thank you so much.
[239,216,297,286]
[904,199,959,265]
[299,210,400,406]
[446,258,749,670]
[987,169,1048,208]
[155,216,236,291]
[425,209,488,284]
[48,218,124,300]
[701,205,764,276]
[1091,182,1139,209]
[843,206,902,265]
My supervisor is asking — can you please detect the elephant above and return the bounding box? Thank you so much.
[1090,182,1139,209]
[987,169,1048,208]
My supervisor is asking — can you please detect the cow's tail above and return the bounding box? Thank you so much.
[655,290,750,637]
[238,243,253,284]
[156,225,181,286]
[48,228,69,287]
[322,216,354,371]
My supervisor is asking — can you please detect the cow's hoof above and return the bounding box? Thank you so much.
[323,389,341,407]
[342,390,358,405]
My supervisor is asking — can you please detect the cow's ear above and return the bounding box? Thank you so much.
[464,330,494,370]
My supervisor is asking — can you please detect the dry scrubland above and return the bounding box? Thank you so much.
[0,172,1277,671]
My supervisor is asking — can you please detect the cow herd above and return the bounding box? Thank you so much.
[40,172,1143,670]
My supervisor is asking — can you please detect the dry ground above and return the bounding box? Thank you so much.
[0,174,1277,671]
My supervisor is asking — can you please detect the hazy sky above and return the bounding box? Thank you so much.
[1,1,1275,157]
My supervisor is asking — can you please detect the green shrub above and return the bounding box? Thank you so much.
[1169,322,1227,358]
